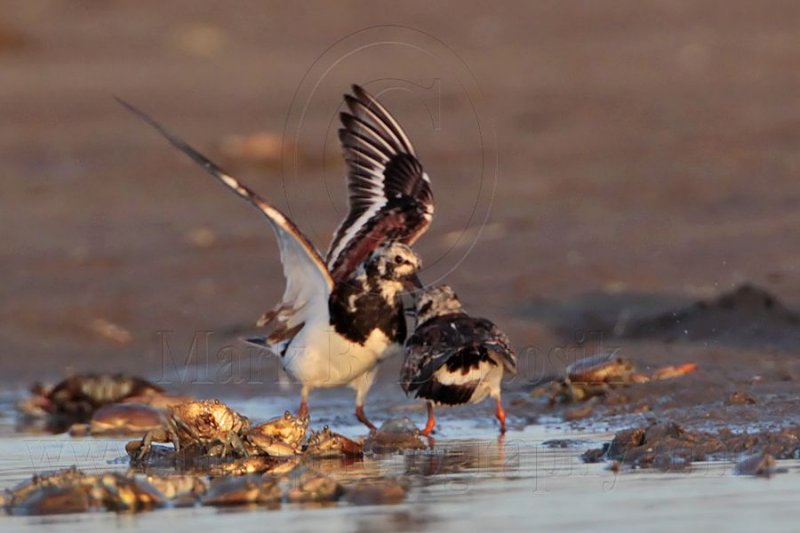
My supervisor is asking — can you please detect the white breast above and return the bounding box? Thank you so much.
[281,324,395,389]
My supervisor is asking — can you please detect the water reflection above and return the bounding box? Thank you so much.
[405,439,510,478]
[351,509,441,533]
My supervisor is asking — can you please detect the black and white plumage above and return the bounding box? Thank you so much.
[119,85,432,430]
[401,285,517,434]
[327,85,434,282]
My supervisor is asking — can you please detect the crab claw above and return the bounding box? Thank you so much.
[650,363,698,381]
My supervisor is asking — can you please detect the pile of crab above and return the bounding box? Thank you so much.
[7,374,419,515]
[126,401,366,469]
[1,462,406,515]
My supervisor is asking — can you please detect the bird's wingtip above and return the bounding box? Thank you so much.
[244,336,269,347]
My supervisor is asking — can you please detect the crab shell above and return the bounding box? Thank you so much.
[204,456,286,477]
[249,411,308,449]
[121,394,195,410]
[363,419,427,453]
[17,375,165,419]
[344,479,407,505]
[169,400,250,444]
[6,467,88,506]
[245,433,300,457]
[144,473,207,501]
[566,354,638,383]
[7,484,92,515]
[555,381,612,403]
[95,473,166,512]
[201,475,281,506]
[4,468,166,514]
[48,375,164,415]
[85,403,168,436]
[304,426,363,458]
[284,466,344,503]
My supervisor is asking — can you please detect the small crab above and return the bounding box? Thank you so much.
[243,411,308,457]
[568,353,697,385]
[6,481,92,515]
[204,456,289,477]
[284,465,344,503]
[551,354,645,403]
[4,466,88,514]
[734,452,779,478]
[93,472,166,512]
[533,353,697,404]
[251,411,308,448]
[304,426,363,458]
[69,403,168,437]
[17,374,165,420]
[201,474,282,506]
[363,417,427,454]
[121,393,195,410]
[143,473,207,505]
[130,399,250,459]
[566,354,645,384]
[344,479,407,506]
[244,435,298,458]
[3,467,166,515]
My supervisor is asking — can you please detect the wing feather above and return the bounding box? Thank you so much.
[118,99,332,344]
[326,85,434,281]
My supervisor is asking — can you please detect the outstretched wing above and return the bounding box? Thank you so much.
[118,99,333,345]
[326,85,434,281]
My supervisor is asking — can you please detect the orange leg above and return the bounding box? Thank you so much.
[420,403,436,436]
[355,404,377,431]
[495,397,507,434]
[298,386,310,420]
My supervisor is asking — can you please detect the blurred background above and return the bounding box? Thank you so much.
[3,1,800,387]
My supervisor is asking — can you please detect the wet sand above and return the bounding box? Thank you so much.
[2,394,800,532]
[3,0,800,384]
[5,437,799,533]
[3,1,800,529]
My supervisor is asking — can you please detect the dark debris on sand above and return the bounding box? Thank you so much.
[582,422,800,470]
[615,284,800,350]
[734,452,783,478]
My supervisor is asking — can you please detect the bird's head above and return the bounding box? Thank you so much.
[366,242,421,281]
[415,284,463,324]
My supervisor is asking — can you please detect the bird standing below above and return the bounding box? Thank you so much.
[401,285,517,434]
[120,85,433,430]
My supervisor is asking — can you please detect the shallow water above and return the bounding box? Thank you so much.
[1,393,798,533]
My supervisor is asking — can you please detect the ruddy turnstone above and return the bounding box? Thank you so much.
[401,285,517,434]
[119,85,433,429]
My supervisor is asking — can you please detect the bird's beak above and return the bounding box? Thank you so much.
[403,272,423,291]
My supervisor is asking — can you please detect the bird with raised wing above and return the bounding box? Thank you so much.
[401,285,517,435]
[120,85,433,430]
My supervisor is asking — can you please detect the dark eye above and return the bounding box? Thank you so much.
[394,255,404,264]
